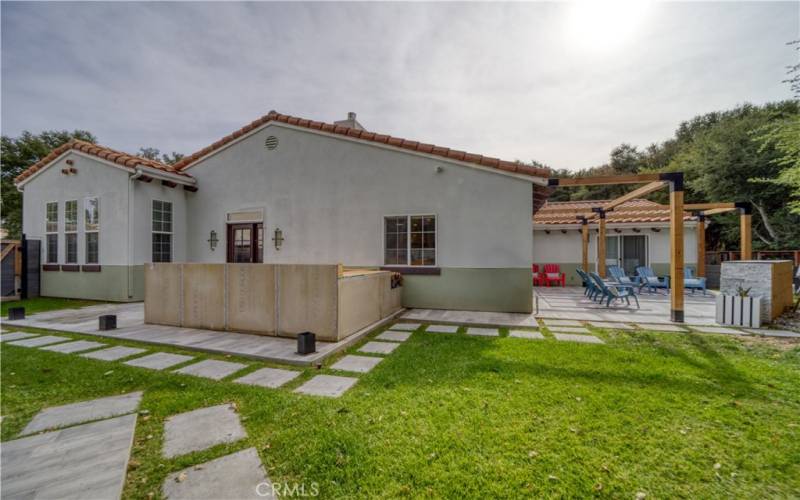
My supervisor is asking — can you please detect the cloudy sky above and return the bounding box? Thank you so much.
[2,1,797,170]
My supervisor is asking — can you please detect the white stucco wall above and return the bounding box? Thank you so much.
[21,152,131,266]
[184,124,534,268]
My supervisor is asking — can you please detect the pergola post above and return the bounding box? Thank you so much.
[594,208,607,277]
[663,173,685,322]
[579,217,589,272]
[696,213,706,277]
[737,202,752,260]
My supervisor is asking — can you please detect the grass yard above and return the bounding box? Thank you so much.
[1,297,105,317]
[1,323,799,498]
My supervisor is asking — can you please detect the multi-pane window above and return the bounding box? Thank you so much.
[384,215,436,266]
[152,200,172,262]
[85,197,99,264]
[65,200,78,263]
[45,202,58,263]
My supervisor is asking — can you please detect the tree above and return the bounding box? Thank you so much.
[137,147,184,166]
[1,130,96,239]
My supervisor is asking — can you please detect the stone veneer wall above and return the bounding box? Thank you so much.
[719,260,794,321]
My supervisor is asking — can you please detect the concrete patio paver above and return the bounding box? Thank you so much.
[589,322,636,330]
[124,352,195,370]
[7,335,70,348]
[545,326,592,334]
[294,374,358,398]
[80,345,148,361]
[390,323,421,331]
[744,328,800,338]
[466,327,500,337]
[637,324,689,332]
[163,404,246,458]
[541,319,583,327]
[331,355,383,373]
[40,340,107,354]
[174,359,248,380]
[690,326,747,335]
[22,391,143,435]
[376,331,412,342]
[425,324,460,334]
[358,341,399,355]
[508,330,545,340]
[234,367,301,389]
[553,333,605,344]
[163,447,274,500]
[0,332,39,342]
[1,414,137,500]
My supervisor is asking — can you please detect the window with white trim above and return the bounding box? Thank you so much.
[64,200,78,263]
[152,200,172,262]
[384,215,436,266]
[45,202,58,263]
[85,197,99,264]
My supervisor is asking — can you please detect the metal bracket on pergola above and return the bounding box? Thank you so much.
[684,201,752,277]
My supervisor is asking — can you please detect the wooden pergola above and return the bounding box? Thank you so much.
[547,173,754,323]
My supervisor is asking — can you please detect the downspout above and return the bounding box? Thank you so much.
[128,168,143,299]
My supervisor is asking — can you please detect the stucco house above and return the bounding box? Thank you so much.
[15,111,550,313]
[532,199,699,286]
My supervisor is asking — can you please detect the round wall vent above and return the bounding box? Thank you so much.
[264,136,279,150]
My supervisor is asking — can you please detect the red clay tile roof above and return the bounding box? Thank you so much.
[533,199,696,225]
[14,139,192,184]
[171,110,551,179]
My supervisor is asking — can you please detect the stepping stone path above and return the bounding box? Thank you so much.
[744,328,800,338]
[426,324,459,334]
[331,355,383,374]
[390,323,421,331]
[589,322,636,330]
[163,404,246,458]
[295,374,358,398]
[554,333,605,344]
[125,352,194,370]
[22,391,143,435]
[690,326,746,335]
[234,367,300,389]
[163,447,274,500]
[509,330,544,340]
[7,335,69,348]
[637,324,688,333]
[2,414,137,500]
[0,332,39,342]
[81,345,147,361]
[542,319,583,327]
[376,330,411,342]
[466,327,500,337]
[359,341,399,355]
[40,340,106,354]
[174,359,247,380]
[546,326,592,334]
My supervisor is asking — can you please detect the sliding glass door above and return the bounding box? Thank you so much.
[601,234,648,275]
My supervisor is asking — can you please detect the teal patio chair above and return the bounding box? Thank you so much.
[636,266,670,294]
[589,272,640,308]
[607,265,638,287]
[684,267,707,295]
[576,268,600,300]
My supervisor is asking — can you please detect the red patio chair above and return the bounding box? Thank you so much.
[542,264,566,287]
[532,264,544,286]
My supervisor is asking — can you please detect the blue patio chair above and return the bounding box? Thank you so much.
[636,266,670,294]
[607,265,638,287]
[576,268,600,300]
[589,272,640,308]
[684,267,707,295]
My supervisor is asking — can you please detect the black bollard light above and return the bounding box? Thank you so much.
[98,314,117,331]
[297,331,316,355]
[8,307,25,320]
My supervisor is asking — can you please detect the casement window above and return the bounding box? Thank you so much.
[85,197,99,264]
[45,202,58,263]
[152,200,172,263]
[384,215,436,266]
[64,200,78,263]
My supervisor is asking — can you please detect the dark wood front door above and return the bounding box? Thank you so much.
[227,223,263,263]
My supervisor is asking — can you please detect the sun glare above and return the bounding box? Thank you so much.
[565,0,651,53]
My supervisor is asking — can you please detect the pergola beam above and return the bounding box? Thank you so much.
[548,173,662,187]
[701,207,738,216]
[685,202,737,211]
[602,181,667,211]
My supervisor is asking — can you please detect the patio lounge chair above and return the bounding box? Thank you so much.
[576,268,600,300]
[684,267,707,295]
[636,266,670,294]
[589,272,640,308]
[541,264,566,287]
[607,265,638,287]
[532,264,544,286]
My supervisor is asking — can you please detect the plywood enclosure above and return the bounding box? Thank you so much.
[144,264,401,341]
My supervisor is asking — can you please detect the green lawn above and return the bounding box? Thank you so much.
[1,324,798,498]
[1,297,105,317]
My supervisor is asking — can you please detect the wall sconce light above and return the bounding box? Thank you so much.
[632,228,641,233]
[544,230,551,234]
[208,230,218,251]
[560,229,567,234]
[651,228,661,233]
[272,227,284,251]
[614,228,622,233]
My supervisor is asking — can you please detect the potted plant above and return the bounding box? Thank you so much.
[715,286,762,327]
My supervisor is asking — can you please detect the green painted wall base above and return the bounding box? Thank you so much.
[402,268,533,313]
[41,265,144,302]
